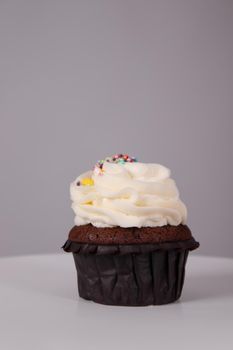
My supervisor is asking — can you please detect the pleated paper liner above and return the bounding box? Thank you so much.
[63,238,199,306]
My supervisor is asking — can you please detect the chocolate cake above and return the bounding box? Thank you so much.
[68,224,193,244]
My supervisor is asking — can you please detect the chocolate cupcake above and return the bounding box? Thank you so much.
[63,154,199,306]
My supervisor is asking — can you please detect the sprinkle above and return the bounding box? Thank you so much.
[84,201,93,205]
[76,181,81,186]
[81,178,94,186]
[94,165,104,175]
[94,153,138,174]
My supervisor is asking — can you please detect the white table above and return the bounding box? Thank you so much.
[0,254,233,350]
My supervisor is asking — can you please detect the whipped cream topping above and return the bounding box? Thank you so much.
[70,160,187,228]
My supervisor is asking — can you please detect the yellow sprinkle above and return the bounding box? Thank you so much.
[81,178,94,186]
[84,201,93,205]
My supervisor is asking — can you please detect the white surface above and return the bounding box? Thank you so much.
[0,254,233,350]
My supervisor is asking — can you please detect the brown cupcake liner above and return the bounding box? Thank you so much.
[63,239,199,306]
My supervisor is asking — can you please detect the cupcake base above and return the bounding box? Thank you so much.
[63,238,199,306]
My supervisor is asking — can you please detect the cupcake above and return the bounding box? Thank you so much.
[63,154,199,306]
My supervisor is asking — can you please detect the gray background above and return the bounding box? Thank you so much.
[0,0,232,257]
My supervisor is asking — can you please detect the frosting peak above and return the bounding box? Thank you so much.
[70,156,187,228]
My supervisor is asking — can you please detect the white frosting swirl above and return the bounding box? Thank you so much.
[70,162,187,228]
